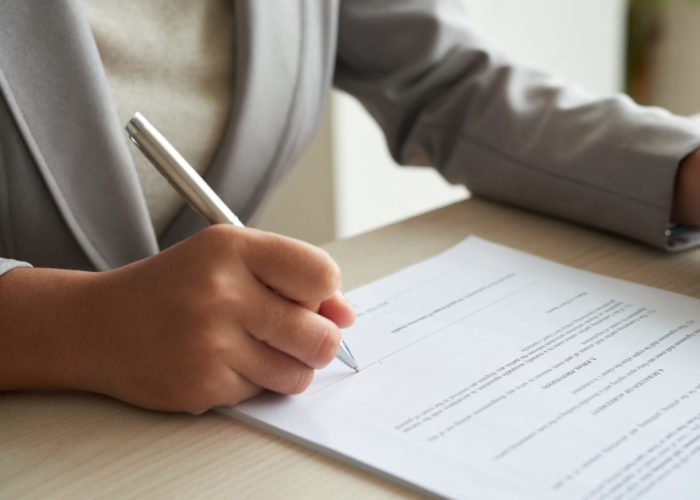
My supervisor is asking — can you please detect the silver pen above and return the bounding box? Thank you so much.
[126,112,359,372]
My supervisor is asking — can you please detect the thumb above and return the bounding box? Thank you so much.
[317,289,355,329]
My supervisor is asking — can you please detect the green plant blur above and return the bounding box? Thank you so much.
[626,0,700,100]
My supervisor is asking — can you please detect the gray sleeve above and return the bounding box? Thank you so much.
[0,258,31,277]
[334,0,700,249]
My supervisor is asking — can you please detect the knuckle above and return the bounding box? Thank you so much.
[302,247,341,298]
[316,251,341,294]
[286,367,314,394]
[225,282,251,318]
[199,224,248,261]
[184,371,222,414]
[197,224,231,250]
[199,271,231,305]
[247,300,277,344]
[195,329,229,361]
[201,223,238,241]
[310,321,341,367]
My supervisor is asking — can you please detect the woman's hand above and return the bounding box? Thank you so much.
[0,225,355,414]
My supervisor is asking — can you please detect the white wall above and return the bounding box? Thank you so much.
[257,0,627,243]
[463,0,626,97]
[254,106,336,244]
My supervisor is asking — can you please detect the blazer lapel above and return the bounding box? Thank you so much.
[160,0,305,247]
[0,0,158,270]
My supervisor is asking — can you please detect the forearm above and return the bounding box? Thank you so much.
[0,267,98,392]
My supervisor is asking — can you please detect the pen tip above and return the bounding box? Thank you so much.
[352,364,360,373]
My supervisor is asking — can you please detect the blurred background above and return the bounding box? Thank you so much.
[256,0,700,245]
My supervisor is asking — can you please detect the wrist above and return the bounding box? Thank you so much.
[0,267,99,392]
[672,147,700,226]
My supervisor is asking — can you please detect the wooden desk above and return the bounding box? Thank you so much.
[3,198,700,499]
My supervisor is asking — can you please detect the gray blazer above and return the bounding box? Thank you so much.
[2,0,700,275]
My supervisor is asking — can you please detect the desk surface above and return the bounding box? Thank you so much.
[4,198,700,499]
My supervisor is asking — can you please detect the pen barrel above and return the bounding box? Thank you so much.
[126,113,243,227]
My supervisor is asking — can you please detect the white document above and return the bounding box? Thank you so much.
[219,237,700,499]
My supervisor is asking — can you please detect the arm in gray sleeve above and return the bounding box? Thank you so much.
[334,0,700,250]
